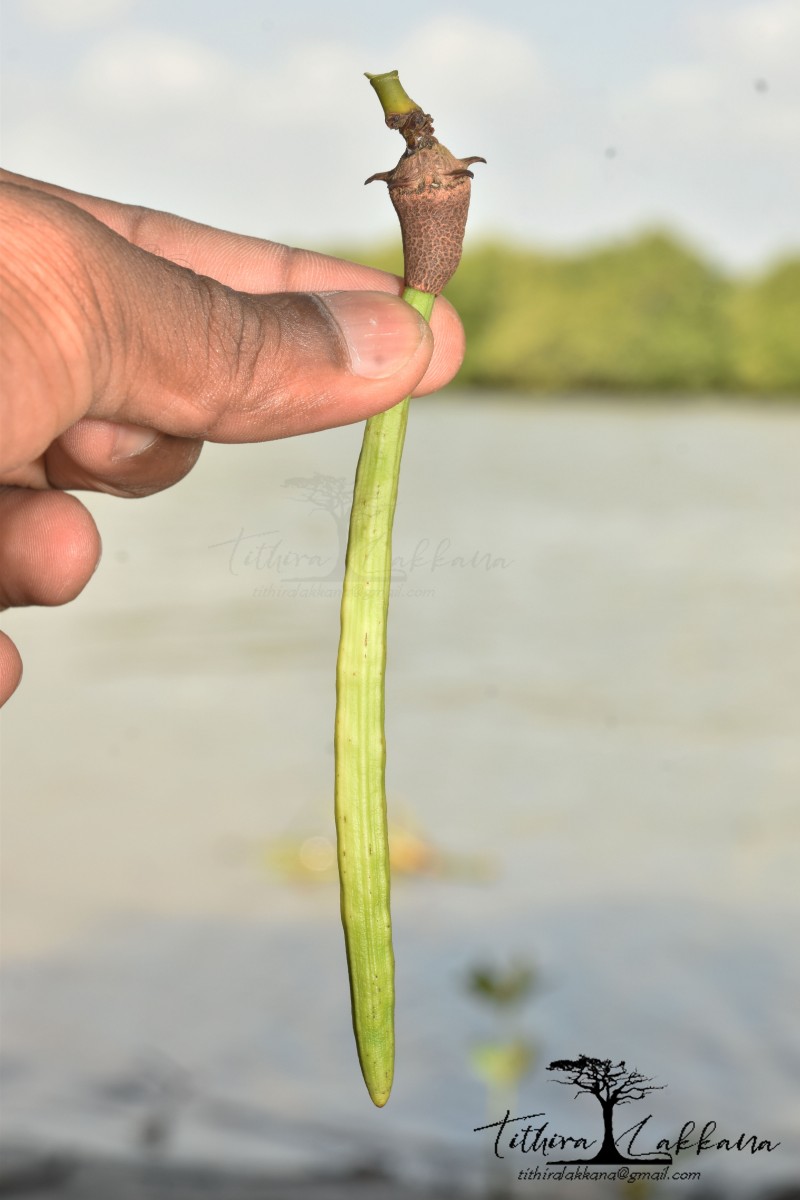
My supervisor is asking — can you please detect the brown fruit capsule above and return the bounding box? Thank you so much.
[366,104,485,294]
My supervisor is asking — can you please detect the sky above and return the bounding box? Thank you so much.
[1,0,799,272]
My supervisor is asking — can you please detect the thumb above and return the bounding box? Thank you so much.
[100,285,435,444]
[0,184,434,469]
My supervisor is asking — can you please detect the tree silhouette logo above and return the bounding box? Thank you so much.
[281,473,352,582]
[547,1055,673,1166]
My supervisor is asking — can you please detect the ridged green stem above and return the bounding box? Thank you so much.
[334,286,435,1107]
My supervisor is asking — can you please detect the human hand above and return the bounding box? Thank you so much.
[0,169,465,705]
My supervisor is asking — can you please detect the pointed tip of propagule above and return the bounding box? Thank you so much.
[363,1059,393,1108]
[369,1085,392,1108]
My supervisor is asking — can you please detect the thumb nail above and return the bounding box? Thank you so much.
[321,291,429,379]
[110,423,159,460]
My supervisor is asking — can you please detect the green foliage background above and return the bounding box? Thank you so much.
[330,232,799,395]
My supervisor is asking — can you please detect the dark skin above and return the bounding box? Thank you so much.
[0,169,465,706]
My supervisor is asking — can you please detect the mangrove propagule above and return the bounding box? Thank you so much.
[334,70,484,1107]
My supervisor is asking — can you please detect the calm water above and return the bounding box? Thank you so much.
[2,398,799,1193]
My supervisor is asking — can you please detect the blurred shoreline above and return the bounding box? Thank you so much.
[333,233,800,397]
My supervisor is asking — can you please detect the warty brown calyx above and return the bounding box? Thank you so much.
[366,135,485,295]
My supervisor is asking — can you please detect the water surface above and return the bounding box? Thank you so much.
[2,398,798,1191]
